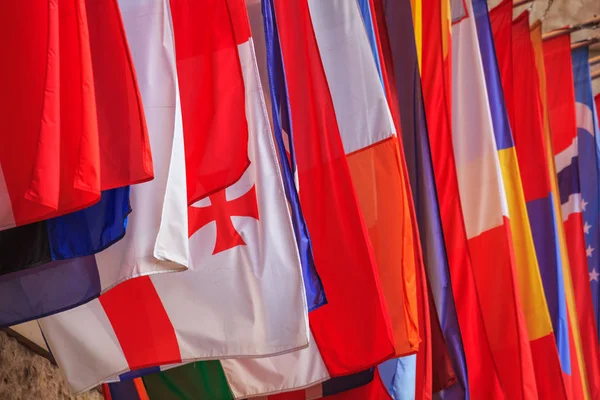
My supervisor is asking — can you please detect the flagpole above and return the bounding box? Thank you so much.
[543,16,600,41]
[590,55,600,67]
[571,36,600,51]
[513,0,533,8]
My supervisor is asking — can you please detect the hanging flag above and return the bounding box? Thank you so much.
[38,0,309,394]
[531,23,589,400]
[491,6,573,395]
[0,187,130,327]
[0,0,171,328]
[479,5,566,399]
[170,0,251,204]
[544,34,600,399]
[384,0,467,397]
[255,0,325,312]
[0,0,153,230]
[452,0,538,398]
[571,46,600,343]
[266,0,395,376]
[105,366,377,400]
[420,0,504,396]
[307,0,419,358]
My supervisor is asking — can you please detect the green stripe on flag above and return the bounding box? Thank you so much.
[143,361,234,400]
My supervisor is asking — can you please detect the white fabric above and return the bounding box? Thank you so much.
[308,0,395,155]
[39,4,309,394]
[97,0,189,291]
[554,137,578,174]
[576,101,595,137]
[562,193,583,222]
[452,0,509,239]
[222,332,329,399]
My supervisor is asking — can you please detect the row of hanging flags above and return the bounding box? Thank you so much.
[1,0,600,398]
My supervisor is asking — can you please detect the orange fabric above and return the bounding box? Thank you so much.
[346,138,420,356]
[133,378,150,400]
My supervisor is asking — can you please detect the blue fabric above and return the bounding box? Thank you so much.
[119,366,162,381]
[108,379,144,400]
[557,157,581,205]
[384,0,468,398]
[0,256,100,327]
[393,355,417,399]
[572,46,600,341]
[356,0,385,91]
[47,187,130,260]
[526,195,571,373]
[0,188,130,327]
[261,0,326,311]
[322,369,375,396]
[472,0,513,150]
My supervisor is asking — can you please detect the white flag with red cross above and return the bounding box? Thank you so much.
[37,0,310,394]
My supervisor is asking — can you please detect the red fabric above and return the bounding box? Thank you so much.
[503,12,551,202]
[169,0,251,205]
[84,0,153,189]
[420,0,503,397]
[596,95,600,121]
[0,0,98,228]
[508,13,569,400]
[100,277,181,370]
[489,0,515,132]
[415,248,433,400]
[326,370,392,400]
[428,285,457,393]
[530,334,569,400]
[0,0,153,230]
[273,0,395,376]
[544,35,600,399]
[102,383,112,400]
[468,219,538,400]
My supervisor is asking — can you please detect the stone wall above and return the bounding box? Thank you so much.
[0,331,102,400]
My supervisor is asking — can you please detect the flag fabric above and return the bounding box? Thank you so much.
[254,0,325,312]
[385,0,467,396]
[0,0,153,230]
[544,34,600,399]
[0,187,130,327]
[531,23,589,400]
[0,0,186,329]
[491,6,573,393]
[420,0,504,396]
[38,0,309,393]
[266,0,395,376]
[478,4,566,398]
[170,0,251,205]
[571,46,600,343]
[105,367,377,400]
[307,0,418,358]
[452,0,538,398]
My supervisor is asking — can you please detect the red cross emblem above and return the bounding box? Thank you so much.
[188,185,259,255]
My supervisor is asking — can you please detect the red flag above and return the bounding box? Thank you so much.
[544,34,600,399]
[169,0,251,204]
[420,0,503,397]
[273,0,395,375]
[0,0,153,230]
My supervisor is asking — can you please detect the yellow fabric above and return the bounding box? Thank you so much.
[531,22,590,400]
[498,148,553,340]
[410,0,422,71]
